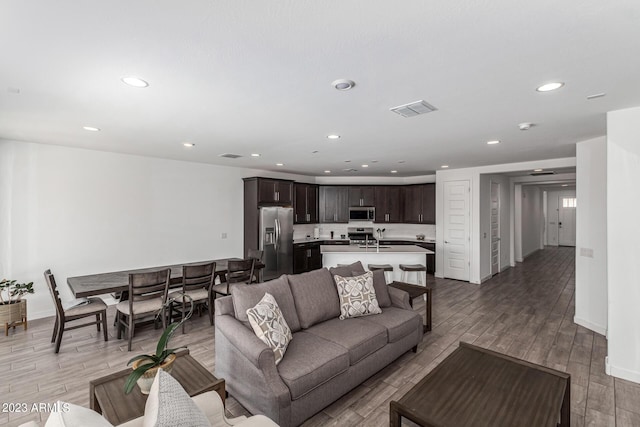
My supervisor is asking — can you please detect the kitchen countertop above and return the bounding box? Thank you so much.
[294,237,435,244]
[320,244,433,254]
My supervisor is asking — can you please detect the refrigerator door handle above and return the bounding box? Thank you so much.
[274,218,280,251]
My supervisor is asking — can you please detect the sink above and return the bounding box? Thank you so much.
[358,245,391,249]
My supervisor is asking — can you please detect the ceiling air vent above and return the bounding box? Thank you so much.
[219,153,243,159]
[390,100,438,118]
[343,168,358,172]
[530,171,556,176]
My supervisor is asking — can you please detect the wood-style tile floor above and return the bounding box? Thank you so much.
[2,246,639,426]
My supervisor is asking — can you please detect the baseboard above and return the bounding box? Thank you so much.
[500,264,511,273]
[574,316,607,336]
[480,274,492,284]
[607,360,640,384]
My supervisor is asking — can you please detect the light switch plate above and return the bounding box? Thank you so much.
[580,247,593,258]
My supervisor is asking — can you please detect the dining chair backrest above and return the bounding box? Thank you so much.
[182,262,216,294]
[227,259,255,284]
[247,249,264,263]
[128,269,171,307]
[44,269,65,319]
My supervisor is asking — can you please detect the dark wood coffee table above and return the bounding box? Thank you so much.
[389,281,432,332]
[390,342,570,427]
[89,349,224,425]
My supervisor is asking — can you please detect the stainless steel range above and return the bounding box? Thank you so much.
[347,227,376,245]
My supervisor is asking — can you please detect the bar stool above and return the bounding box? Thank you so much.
[399,264,426,284]
[368,264,394,283]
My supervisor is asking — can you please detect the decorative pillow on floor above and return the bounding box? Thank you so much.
[143,369,210,427]
[246,292,293,365]
[333,271,382,319]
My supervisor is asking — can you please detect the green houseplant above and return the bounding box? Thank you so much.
[0,279,34,335]
[124,294,194,394]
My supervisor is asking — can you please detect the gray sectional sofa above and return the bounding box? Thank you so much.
[214,262,423,427]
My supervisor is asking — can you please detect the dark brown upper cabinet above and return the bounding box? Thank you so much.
[257,178,293,205]
[348,186,375,207]
[374,186,403,223]
[319,186,349,223]
[403,183,435,224]
[294,183,318,224]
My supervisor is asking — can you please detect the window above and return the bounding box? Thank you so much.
[562,197,577,208]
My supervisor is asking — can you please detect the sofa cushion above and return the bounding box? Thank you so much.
[246,293,292,365]
[358,306,422,343]
[44,401,114,427]
[333,272,382,319]
[328,261,365,278]
[277,331,349,400]
[371,269,392,308]
[232,275,301,332]
[305,317,387,365]
[287,268,340,329]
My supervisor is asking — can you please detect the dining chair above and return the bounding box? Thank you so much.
[247,249,264,283]
[211,258,256,300]
[44,269,108,354]
[169,261,216,333]
[116,268,170,351]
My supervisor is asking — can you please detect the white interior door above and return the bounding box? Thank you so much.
[443,180,470,281]
[490,181,500,276]
[558,196,577,246]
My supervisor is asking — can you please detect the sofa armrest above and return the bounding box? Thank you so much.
[214,295,235,316]
[215,315,274,368]
[388,286,412,310]
[215,314,292,426]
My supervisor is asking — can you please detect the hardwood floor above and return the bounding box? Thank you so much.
[2,246,639,426]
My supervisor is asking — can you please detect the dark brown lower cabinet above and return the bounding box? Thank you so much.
[293,243,322,274]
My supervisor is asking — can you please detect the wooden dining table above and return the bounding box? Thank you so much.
[66,258,263,298]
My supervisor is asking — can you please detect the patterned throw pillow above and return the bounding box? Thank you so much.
[333,272,383,320]
[143,369,210,427]
[246,292,293,365]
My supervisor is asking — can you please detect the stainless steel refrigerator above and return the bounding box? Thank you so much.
[259,207,293,281]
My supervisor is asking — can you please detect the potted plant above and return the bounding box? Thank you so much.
[124,294,194,394]
[0,278,34,336]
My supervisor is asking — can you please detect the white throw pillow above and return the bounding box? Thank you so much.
[143,369,210,427]
[44,401,114,427]
[246,292,292,365]
[333,271,382,319]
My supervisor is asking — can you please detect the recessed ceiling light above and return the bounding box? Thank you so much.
[331,79,355,91]
[561,184,569,187]
[327,134,341,140]
[441,165,449,168]
[587,93,606,100]
[391,170,398,174]
[361,164,369,168]
[183,142,195,147]
[324,170,331,173]
[276,163,284,166]
[487,140,500,145]
[121,76,149,88]
[251,153,260,157]
[83,126,100,132]
[534,168,543,172]
[536,82,564,92]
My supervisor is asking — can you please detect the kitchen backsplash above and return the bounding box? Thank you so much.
[293,222,435,240]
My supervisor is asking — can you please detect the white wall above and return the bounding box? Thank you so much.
[574,136,607,336]
[606,106,640,383]
[519,186,544,259]
[0,140,307,320]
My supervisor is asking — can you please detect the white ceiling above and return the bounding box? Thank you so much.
[1,1,639,177]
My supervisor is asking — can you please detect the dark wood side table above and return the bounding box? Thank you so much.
[89,349,225,425]
[390,342,571,427]
[389,281,432,333]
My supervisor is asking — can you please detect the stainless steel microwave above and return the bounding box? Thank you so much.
[349,207,375,221]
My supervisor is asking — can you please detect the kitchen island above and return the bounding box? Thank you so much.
[321,244,433,283]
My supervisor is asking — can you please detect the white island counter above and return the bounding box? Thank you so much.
[321,244,433,283]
